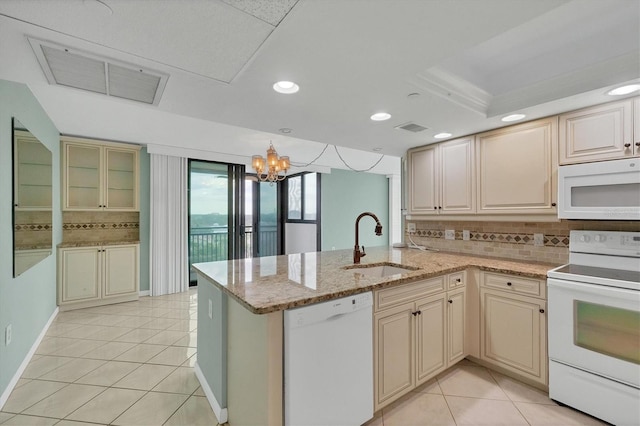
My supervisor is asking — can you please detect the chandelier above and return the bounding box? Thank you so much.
[252,142,290,184]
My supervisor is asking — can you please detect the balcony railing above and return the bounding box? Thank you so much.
[188,225,278,266]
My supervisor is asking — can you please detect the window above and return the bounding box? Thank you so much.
[287,172,319,222]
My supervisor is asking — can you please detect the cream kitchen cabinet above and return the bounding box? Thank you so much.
[407,137,475,215]
[559,99,637,164]
[476,117,557,215]
[634,97,640,155]
[62,137,140,211]
[374,272,466,410]
[58,243,139,311]
[479,271,547,387]
[14,130,52,210]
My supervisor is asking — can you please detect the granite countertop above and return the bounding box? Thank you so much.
[58,240,140,248]
[193,246,560,315]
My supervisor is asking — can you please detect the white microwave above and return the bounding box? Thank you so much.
[558,158,640,220]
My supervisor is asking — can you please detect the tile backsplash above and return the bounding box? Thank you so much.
[63,211,139,243]
[406,219,640,265]
[14,210,52,249]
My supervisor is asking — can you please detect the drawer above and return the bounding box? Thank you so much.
[481,272,545,299]
[448,271,465,289]
[375,276,446,312]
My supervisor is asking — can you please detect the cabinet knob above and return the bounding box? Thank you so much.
[624,143,631,148]
[506,282,512,286]
[539,308,545,314]
[551,203,557,207]
[433,207,437,210]
[448,299,453,304]
[412,311,418,316]
[438,206,442,209]
[636,142,640,147]
[456,278,461,283]
[416,310,421,315]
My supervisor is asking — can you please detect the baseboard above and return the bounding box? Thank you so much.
[139,290,150,296]
[0,306,59,410]
[194,362,228,424]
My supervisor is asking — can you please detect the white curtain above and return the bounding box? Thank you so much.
[150,154,188,296]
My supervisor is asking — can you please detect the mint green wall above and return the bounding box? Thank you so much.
[321,169,389,251]
[139,148,150,292]
[0,80,60,399]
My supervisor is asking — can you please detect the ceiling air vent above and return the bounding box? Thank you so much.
[28,38,168,105]
[395,122,429,133]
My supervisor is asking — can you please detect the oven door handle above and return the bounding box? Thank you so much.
[548,278,640,315]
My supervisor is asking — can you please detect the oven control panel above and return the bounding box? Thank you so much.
[570,231,640,257]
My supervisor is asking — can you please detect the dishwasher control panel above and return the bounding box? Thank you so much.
[285,292,373,329]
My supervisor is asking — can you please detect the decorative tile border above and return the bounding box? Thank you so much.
[412,229,569,248]
[63,222,139,230]
[14,224,52,231]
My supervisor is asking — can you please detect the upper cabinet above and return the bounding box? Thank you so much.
[14,130,53,210]
[476,117,557,215]
[634,98,640,155]
[62,137,140,211]
[407,137,475,216]
[559,99,637,164]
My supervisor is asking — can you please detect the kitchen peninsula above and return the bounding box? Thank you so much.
[194,247,555,426]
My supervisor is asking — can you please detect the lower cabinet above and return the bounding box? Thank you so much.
[374,273,466,410]
[58,244,139,310]
[480,272,547,386]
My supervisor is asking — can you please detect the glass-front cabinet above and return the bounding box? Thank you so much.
[62,137,139,211]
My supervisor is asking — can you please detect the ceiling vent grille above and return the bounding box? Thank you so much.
[395,122,429,133]
[29,38,168,105]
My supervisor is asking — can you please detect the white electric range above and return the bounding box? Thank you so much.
[547,230,640,426]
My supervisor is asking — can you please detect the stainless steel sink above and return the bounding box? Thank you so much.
[345,263,419,278]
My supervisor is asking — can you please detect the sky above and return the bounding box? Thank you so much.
[189,171,278,218]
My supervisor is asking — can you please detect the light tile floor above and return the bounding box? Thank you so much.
[0,288,219,426]
[366,359,610,426]
[1,289,609,426]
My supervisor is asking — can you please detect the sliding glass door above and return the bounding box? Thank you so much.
[188,161,282,284]
[245,177,280,257]
[188,160,245,283]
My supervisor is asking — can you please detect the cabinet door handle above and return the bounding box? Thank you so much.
[448,299,453,304]
[506,282,512,286]
[624,143,631,148]
[539,308,545,314]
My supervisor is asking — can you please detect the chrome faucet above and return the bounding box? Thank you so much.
[354,212,383,264]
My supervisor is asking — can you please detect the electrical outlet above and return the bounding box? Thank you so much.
[5,324,11,346]
[534,233,544,247]
[445,229,455,240]
[208,299,213,319]
[463,230,470,241]
[407,223,416,234]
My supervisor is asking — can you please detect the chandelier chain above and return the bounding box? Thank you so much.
[333,145,385,172]
[290,143,385,172]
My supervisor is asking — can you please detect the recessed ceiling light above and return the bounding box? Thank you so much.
[370,112,391,121]
[501,114,526,122]
[273,81,299,94]
[434,132,452,139]
[279,128,292,134]
[607,84,640,96]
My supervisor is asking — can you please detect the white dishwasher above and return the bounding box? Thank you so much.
[284,291,373,426]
